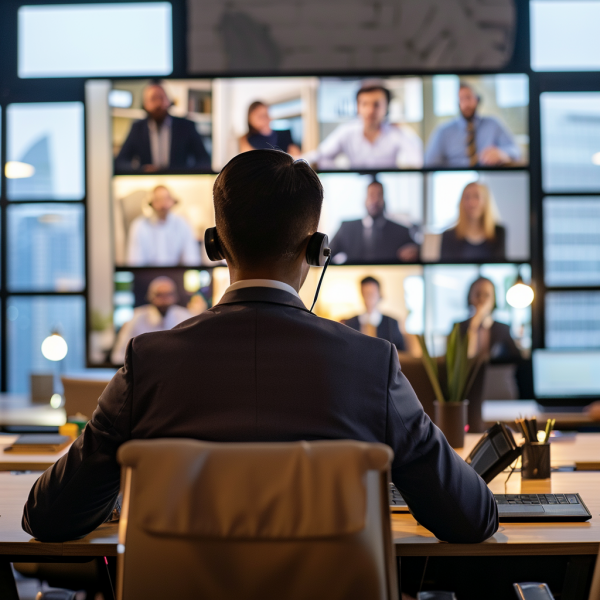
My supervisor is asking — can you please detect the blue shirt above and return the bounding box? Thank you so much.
[424,114,521,167]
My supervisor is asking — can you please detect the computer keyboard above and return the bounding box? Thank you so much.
[389,484,592,522]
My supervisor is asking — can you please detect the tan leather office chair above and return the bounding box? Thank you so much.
[117,439,398,600]
[399,355,487,433]
[61,377,109,420]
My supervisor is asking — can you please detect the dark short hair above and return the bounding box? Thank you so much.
[214,150,323,268]
[356,85,391,106]
[361,276,381,289]
[467,277,497,309]
[459,81,480,100]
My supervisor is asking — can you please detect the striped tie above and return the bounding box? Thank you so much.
[466,120,477,166]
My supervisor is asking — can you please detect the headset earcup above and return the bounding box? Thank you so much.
[204,227,225,261]
[306,232,330,267]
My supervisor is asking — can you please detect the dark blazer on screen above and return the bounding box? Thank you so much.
[343,314,406,351]
[115,116,211,172]
[440,225,506,261]
[330,218,418,263]
[22,287,497,544]
[457,318,521,362]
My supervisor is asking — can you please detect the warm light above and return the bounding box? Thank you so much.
[5,161,36,179]
[50,394,62,409]
[593,152,600,165]
[41,334,68,361]
[184,270,201,293]
[506,283,534,308]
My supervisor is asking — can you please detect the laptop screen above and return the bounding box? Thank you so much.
[533,349,600,398]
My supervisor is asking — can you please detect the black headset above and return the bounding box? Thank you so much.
[204,227,331,312]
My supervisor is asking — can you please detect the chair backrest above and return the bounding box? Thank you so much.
[116,439,398,600]
[399,355,487,433]
[61,377,109,420]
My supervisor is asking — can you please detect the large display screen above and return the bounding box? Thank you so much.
[87,74,531,369]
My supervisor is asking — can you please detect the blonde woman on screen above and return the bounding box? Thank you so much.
[440,182,506,261]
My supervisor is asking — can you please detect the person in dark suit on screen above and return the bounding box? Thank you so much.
[343,276,406,350]
[115,82,211,173]
[329,180,420,264]
[454,277,521,362]
[22,150,497,545]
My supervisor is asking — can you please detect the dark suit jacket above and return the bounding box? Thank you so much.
[115,116,211,172]
[22,287,497,544]
[457,318,521,362]
[343,314,406,351]
[330,218,418,263]
[440,225,506,262]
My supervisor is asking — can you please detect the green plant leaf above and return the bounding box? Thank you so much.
[417,335,446,404]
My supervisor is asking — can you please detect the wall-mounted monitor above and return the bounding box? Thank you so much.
[18,3,173,78]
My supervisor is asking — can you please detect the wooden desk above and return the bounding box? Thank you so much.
[483,400,594,430]
[0,394,66,429]
[458,432,600,469]
[393,471,600,557]
[0,436,70,471]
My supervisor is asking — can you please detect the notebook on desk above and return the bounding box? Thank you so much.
[3,434,70,454]
[389,484,592,522]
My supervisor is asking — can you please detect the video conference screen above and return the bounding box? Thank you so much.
[92,73,531,365]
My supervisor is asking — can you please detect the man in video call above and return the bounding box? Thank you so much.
[115,82,211,173]
[22,149,497,547]
[424,81,521,167]
[343,276,406,350]
[304,80,423,169]
[127,185,201,267]
[329,180,420,263]
[111,276,192,364]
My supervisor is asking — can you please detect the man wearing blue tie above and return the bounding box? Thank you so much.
[424,82,521,168]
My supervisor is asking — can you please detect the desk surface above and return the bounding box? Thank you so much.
[0,435,598,559]
[0,472,118,557]
[458,432,600,468]
[0,436,71,471]
[392,471,600,556]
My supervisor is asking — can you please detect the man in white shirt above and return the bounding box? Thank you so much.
[111,276,192,364]
[304,81,423,169]
[126,185,201,266]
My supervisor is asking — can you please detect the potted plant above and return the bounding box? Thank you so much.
[417,324,482,448]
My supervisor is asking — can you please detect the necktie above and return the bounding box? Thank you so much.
[361,323,377,338]
[466,120,477,166]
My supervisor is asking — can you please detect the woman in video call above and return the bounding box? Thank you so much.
[455,277,521,362]
[440,182,506,261]
[239,101,301,157]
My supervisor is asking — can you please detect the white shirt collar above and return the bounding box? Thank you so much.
[224,279,301,299]
[358,310,383,327]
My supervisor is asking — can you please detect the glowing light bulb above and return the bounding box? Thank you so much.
[5,161,35,179]
[506,283,534,308]
[592,152,600,165]
[41,334,68,361]
[50,394,62,409]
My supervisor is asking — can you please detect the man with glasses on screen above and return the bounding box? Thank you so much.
[115,82,211,173]
[304,80,423,169]
[424,82,521,167]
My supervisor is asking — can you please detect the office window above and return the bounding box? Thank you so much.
[545,292,600,349]
[7,103,84,200]
[544,197,600,287]
[531,1,600,72]
[18,3,172,78]
[8,204,85,292]
[7,296,86,393]
[540,93,600,193]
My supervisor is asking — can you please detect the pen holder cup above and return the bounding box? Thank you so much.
[521,442,551,480]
